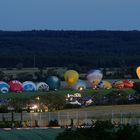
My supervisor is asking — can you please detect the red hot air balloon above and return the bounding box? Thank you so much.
[8,80,23,93]
[123,80,134,88]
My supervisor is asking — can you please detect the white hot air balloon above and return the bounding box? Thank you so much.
[87,69,103,88]
[37,82,49,92]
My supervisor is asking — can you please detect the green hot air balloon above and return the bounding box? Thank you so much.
[46,76,61,90]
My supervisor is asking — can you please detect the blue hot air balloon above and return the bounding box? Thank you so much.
[72,80,86,91]
[22,81,37,92]
[0,81,9,93]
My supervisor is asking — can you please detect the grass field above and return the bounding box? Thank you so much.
[54,104,140,122]
[59,104,140,114]
[0,88,135,99]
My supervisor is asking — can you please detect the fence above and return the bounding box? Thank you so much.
[1,110,140,127]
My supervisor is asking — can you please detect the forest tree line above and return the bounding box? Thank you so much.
[0,30,140,69]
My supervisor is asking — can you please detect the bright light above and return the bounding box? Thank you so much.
[36,96,40,100]
[79,87,83,91]
[32,105,38,109]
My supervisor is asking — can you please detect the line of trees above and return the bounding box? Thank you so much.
[0,30,140,68]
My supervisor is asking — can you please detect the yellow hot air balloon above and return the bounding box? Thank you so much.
[64,70,79,87]
[102,81,112,89]
[136,66,140,79]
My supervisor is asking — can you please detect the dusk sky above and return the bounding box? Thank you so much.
[0,0,140,31]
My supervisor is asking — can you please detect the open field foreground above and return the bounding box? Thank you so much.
[60,104,140,114]
[57,104,140,120]
[0,128,64,140]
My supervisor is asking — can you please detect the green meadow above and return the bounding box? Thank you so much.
[0,88,135,99]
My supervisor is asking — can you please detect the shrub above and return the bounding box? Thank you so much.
[0,121,22,128]
[56,121,140,140]
[48,119,59,127]
[64,104,81,109]
[0,105,8,113]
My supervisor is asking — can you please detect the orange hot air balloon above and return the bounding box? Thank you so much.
[136,66,140,79]
[112,81,124,89]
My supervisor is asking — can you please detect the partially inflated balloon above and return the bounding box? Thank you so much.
[64,70,79,87]
[46,76,61,90]
[112,80,124,89]
[87,69,103,88]
[37,82,49,92]
[8,80,23,92]
[123,80,134,88]
[136,66,140,79]
[72,80,86,91]
[22,81,37,92]
[0,81,9,93]
[97,81,112,89]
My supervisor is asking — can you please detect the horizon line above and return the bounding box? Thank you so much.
[0,29,140,32]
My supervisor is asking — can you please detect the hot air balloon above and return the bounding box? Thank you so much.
[112,80,124,89]
[8,80,23,92]
[61,81,67,89]
[123,80,134,88]
[37,82,49,92]
[72,80,86,91]
[87,69,103,88]
[0,81,9,93]
[46,76,61,90]
[136,66,140,79]
[97,81,112,89]
[22,81,37,92]
[64,70,79,87]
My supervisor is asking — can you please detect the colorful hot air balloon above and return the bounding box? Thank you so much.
[112,80,124,89]
[136,66,140,79]
[87,69,103,88]
[8,80,23,92]
[72,80,86,91]
[22,81,37,92]
[64,70,79,87]
[46,76,61,90]
[37,82,49,92]
[97,81,112,89]
[0,81,9,93]
[123,80,134,88]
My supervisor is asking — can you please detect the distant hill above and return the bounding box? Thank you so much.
[0,30,140,68]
